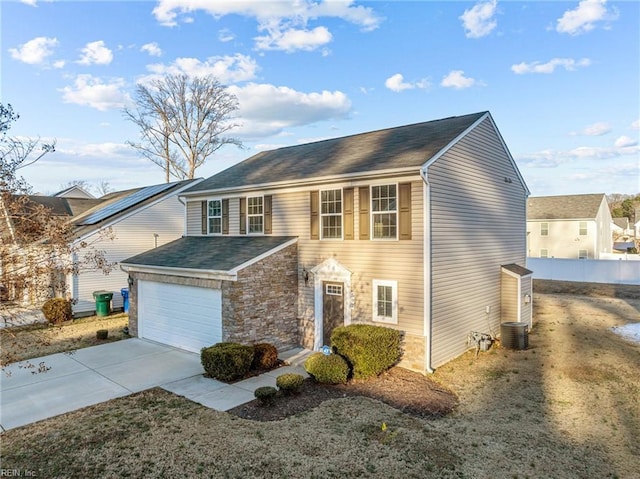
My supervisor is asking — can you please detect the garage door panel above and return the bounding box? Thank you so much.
[138,280,222,353]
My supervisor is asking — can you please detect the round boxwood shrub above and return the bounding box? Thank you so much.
[254,386,278,405]
[252,342,279,370]
[41,298,72,324]
[201,342,255,382]
[304,352,349,384]
[331,324,402,379]
[276,373,305,395]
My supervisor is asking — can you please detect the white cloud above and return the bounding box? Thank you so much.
[556,0,617,35]
[218,29,235,42]
[78,40,113,65]
[460,0,498,38]
[614,136,637,148]
[255,26,332,52]
[9,36,58,65]
[152,0,381,52]
[631,120,640,130]
[384,73,429,92]
[441,70,478,89]
[578,122,611,136]
[59,74,130,111]
[143,53,258,84]
[227,82,352,138]
[511,57,591,74]
[141,42,163,57]
[20,0,38,6]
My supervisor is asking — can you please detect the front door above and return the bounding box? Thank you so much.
[323,281,344,346]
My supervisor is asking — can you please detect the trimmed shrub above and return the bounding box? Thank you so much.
[41,298,72,324]
[331,324,402,379]
[201,342,255,382]
[276,373,304,395]
[304,352,349,384]
[252,342,279,370]
[254,386,278,405]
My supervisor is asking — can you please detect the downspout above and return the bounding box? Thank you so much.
[177,195,187,237]
[420,168,435,373]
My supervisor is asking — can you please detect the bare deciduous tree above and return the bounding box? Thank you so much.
[1,104,115,333]
[123,74,243,181]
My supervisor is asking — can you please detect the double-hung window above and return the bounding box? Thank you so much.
[579,221,587,236]
[371,185,397,239]
[247,196,263,234]
[540,222,548,236]
[208,199,222,234]
[372,279,398,324]
[321,189,342,239]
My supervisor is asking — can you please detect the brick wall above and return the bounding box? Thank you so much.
[221,243,299,349]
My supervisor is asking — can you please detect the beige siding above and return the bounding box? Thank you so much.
[429,117,527,367]
[269,180,425,336]
[521,275,532,325]
[186,200,202,235]
[501,273,518,322]
[73,196,186,314]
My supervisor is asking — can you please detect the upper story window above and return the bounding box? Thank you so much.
[247,196,263,234]
[371,184,397,239]
[540,222,548,236]
[321,189,342,239]
[579,221,587,236]
[208,200,222,234]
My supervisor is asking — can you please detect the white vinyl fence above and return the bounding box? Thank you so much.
[527,257,640,285]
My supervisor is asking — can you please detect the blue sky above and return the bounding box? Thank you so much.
[2,0,639,197]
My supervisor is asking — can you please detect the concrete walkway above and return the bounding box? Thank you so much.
[0,338,310,432]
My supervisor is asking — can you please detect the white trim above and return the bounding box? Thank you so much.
[310,258,352,351]
[73,179,204,244]
[207,198,223,235]
[120,264,237,281]
[246,195,264,235]
[179,167,421,197]
[420,168,434,373]
[372,279,398,324]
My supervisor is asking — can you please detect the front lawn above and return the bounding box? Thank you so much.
[0,313,129,366]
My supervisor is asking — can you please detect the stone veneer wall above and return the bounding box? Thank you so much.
[127,272,221,338]
[221,243,299,349]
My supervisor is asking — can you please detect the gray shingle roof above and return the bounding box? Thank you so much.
[185,112,487,193]
[502,263,533,276]
[527,194,606,220]
[121,236,297,271]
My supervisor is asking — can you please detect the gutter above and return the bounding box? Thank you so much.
[420,167,435,374]
[119,263,238,281]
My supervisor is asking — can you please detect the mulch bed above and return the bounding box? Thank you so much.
[228,366,458,422]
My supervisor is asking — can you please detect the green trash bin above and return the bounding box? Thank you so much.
[93,290,113,317]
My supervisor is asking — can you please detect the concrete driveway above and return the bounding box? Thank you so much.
[1,338,310,432]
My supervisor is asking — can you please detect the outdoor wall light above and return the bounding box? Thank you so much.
[302,268,310,286]
[127,275,134,287]
[524,294,531,304]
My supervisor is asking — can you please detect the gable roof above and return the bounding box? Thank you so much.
[527,194,606,220]
[53,185,95,199]
[184,112,488,194]
[121,236,297,275]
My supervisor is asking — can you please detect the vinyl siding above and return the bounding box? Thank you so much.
[501,273,518,322]
[186,201,201,235]
[429,117,527,367]
[72,196,185,314]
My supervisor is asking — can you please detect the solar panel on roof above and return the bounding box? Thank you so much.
[77,182,176,225]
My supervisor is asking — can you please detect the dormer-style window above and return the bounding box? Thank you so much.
[321,189,342,239]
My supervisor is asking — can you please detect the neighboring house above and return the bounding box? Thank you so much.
[52,185,95,199]
[2,180,199,315]
[121,111,531,372]
[527,194,612,259]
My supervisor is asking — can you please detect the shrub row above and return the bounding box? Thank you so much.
[304,324,403,383]
[201,341,279,382]
[41,298,72,324]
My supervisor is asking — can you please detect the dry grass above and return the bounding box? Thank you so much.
[2,293,640,478]
[0,313,129,366]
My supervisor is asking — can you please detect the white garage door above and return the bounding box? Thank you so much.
[138,280,222,353]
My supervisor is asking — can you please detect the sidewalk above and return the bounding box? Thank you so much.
[1,339,312,431]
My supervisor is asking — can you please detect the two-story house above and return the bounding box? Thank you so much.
[527,194,612,259]
[121,111,531,372]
